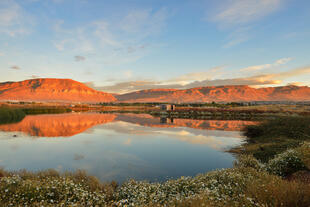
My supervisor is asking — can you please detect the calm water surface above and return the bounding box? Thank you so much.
[0,113,253,182]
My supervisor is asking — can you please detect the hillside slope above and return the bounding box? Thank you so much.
[116,85,310,102]
[0,78,116,103]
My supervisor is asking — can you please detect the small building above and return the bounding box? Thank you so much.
[160,104,176,111]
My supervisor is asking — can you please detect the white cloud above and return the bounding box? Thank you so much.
[0,52,4,56]
[74,55,86,62]
[166,66,225,85]
[53,8,169,65]
[0,0,33,36]
[211,0,283,26]
[120,8,168,36]
[275,57,291,65]
[223,26,250,48]
[10,65,20,70]
[240,57,292,72]
[91,65,310,93]
[93,20,120,47]
[207,0,284,48]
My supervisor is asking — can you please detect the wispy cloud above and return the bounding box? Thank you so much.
[223,26,250,48]
[30,75,40,79]
[74,55,86,62]
[53,8,169,65]
[120,8,168,36]
[90,65,310,94]
[240,57,292,72]
[166,66,225,85]
[207,0,284,47]
[211,0,283,27]
[10,65,20,70]
[0,0,33,36]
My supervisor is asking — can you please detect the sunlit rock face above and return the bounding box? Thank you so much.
[1,78,309,103]
[0,78,116,103]
[0,113,116,137]
[116,85,310,102]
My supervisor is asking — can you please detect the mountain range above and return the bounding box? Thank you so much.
[0,78,310,103]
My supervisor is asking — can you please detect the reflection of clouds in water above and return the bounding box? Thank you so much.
[74,153,85,161]
[0,132,25,141]
[101,121,152,136]
[0,114,245,182]
[56,165,63,172]
[154,129,241,150]
[99,122,243,150]
[10,144,19,151]
[70,150,165,182]
[82,140,93,145]
[123,138,132,146]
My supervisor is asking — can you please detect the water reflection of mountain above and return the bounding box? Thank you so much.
[0,113,116,137]
[115,114,256,131]
[0,113,256,137]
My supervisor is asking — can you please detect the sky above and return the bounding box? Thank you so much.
[0,0,310,94]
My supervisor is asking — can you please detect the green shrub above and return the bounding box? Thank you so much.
[266,149,306,176]
[243,125,263,139]
[234,155,264,171]
[296,142,310,169]
[0,108,25,124]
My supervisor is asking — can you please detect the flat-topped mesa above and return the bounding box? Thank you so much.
[116,85,310,103]
[0,78,116,103]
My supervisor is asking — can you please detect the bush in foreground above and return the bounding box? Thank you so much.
[266,146,307,177]
[234,155,264,171]
[1,167,310,207]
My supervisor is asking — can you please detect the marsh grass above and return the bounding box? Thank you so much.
[239,117,310,162]
[22,107,72,115]
[0,108,25,124]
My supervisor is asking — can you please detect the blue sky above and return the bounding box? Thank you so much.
[0,0,310,93]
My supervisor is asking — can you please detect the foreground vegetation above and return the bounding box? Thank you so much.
[0,108,25,124]
[0,142,309,206]
[231,116,310,162]
[21,107,72,115]
[0,116,309,206]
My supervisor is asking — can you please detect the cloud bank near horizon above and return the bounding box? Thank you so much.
[85,65,310,94]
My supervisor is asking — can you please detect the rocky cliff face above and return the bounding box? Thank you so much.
[0,78,116,103]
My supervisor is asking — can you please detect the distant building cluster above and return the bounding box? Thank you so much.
[160,104,176,111]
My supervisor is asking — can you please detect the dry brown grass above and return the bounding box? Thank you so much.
[246,178,310,207]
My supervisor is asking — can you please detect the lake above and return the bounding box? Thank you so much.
[0,112,253,183]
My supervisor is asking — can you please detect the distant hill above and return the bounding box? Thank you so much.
[116,85,310,102]
[0,78,116,103]
[1,79,310,103]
